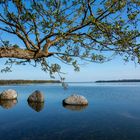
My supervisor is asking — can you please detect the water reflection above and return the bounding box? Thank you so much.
[63,104,88,111]
[28,101,44,112]
[0,99,17,109]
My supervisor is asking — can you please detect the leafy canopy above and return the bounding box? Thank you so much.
[0,0,140,80]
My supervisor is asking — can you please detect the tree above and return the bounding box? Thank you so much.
[0,0,140,80]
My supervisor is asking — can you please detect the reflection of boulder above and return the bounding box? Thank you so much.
[63,104,88,111]
[0,89,18,100]
[27,90,44,103]
[63,94,88,105]
[0,99,17,109]
[28,101,44,112]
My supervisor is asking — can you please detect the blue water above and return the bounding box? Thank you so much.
[0,83,140,140]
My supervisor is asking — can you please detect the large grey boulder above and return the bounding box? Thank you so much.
[63,94,88,105]
[0,89,18,100]
[27,90,44,103]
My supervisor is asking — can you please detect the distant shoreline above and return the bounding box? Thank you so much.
[0,80,61,85]
[0,79,140,85]
[95,79,140,83]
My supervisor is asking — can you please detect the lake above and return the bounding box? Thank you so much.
[0,83,140,140]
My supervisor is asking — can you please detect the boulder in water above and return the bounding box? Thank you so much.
[63,94,88,105]
[0,89,18,100]
[27,90,44,103]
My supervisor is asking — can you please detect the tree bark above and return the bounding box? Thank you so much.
[0,47,53,59]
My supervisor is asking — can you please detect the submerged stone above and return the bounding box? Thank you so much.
[0,99,17,109]
[28,101,44,112]
[63,94,88,105]
[63,104,88,111]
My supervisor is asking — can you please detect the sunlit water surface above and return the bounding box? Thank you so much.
[0,82,140,140]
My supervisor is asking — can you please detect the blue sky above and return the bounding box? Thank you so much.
[0,1,140,82]
[0,56,140,82]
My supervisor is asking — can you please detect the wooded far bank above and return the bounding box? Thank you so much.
[0,80,60,85]
[95,79,140,83]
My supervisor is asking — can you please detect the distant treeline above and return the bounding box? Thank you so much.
[95,79,140,83]
[0,80,61,85]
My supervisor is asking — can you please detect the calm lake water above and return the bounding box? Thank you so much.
[0,83,140,140]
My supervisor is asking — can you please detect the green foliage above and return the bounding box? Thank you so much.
[0,0,140,82]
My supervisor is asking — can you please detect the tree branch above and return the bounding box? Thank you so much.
[0,47,54,59]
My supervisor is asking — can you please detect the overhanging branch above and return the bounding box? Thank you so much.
[0,47,54,59]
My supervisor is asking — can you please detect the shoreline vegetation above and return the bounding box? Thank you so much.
[0,80,60,85]
[95,79,140,83]
[0,79,140,85]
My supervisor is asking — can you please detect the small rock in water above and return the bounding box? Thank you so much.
[0,89,18,100]
[63,94,88,105]
[27,90,44,103]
